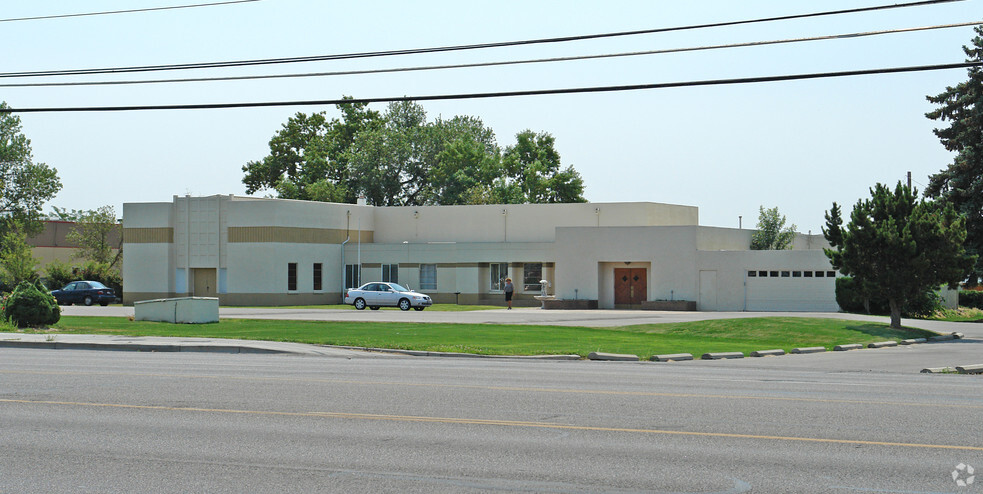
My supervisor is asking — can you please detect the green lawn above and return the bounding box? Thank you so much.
[47,316,938,358]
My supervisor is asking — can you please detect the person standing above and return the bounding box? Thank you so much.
[504,277,514,310]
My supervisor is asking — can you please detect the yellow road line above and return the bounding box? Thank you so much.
[2,398,981,452]
[2,368,981,409]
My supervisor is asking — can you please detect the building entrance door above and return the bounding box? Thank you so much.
[193,268,217,298]
[614,268,646,309]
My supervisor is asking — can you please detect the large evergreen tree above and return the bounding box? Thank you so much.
[924,25,983,284]
[824,182,975,328]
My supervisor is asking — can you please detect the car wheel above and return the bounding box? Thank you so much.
[398,299,411,311]
[83,296,93,306]
[354,298,366,310]
[414,307,425,311]
[370,306,380,310]
[99,302,109,307]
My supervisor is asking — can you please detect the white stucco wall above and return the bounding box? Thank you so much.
[371,202,698,244]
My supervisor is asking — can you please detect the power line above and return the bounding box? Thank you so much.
[3,61,979,113]
[2,22,976,88]
[0,0,964,78]
[0,0,262,23]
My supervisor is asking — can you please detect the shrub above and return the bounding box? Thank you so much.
[835,277,941,317]
[2,280,60,328]
[961,290,983,310]
[44,260,121,298]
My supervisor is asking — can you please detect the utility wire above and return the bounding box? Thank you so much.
[0,0,261,23]
[1,22,976,88]
[0,0,964,78]
[3,61,979,113]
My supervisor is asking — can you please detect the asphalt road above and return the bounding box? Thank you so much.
[2,347,982,493]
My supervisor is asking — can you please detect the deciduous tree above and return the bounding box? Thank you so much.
[0,102,62,236]
[750,206,796,250]
[66,205,119,267]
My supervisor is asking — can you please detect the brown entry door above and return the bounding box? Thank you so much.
[614,268,647,308]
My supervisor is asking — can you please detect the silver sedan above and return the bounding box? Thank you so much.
[343,282,433,311]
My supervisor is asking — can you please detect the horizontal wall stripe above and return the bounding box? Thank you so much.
[228,227,372,244]
[123,227,174,244]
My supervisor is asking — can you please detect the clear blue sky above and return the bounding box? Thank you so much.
[3,0,979,234]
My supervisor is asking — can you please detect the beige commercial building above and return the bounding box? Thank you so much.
[122,195,839,311]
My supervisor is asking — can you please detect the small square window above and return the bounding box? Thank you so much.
[804,271,813,278]
[747,271,757,277]
[792,271,801,277]
[781,271,790,277]
[815,271,825,278]
[827,271,836,278]
[758,271,768,277]
[770,271,779,278]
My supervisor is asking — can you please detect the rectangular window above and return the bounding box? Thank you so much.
[781,271,790,278]
[770,271,779,278]
[804,271,813,278]
[287,263,298,291]
[747,271,757,277]
[827,271,836,278]
[382,264,398,283]
[792,271,801,278]
[313,263,323,291]
[759,271,768,277]
[490,262,509,290]
[419,264,437,290]
[523,263,543,292]
[345,264,361,289]
[815,271,825,278]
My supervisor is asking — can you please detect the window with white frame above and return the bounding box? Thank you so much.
[523,263,542,291]
[490,262,508,291]
[419,264,437,290]
[382,264,398,283]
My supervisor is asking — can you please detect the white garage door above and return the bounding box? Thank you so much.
[745,269,839,312]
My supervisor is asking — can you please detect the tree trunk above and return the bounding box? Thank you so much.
[888,298,902,329]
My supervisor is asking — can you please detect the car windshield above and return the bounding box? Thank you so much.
[388,283,410,292]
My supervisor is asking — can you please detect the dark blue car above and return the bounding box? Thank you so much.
[50,281,116,306]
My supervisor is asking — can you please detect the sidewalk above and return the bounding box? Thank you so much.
[0,332,385,357]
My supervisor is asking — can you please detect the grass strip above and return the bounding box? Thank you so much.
[46,316,937,358]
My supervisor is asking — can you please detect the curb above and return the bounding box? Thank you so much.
[749,349,785,358]
[0,340,286,354]
[956,364,983,375]
[701,352,744,360]
[868,341,899,349]
[651,353,694,362]
[834,344,863,351]
[588,352,639,362]
[921,367,956,374]
[791,347,826,354]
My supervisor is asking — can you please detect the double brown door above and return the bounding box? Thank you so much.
[614,268,647,309]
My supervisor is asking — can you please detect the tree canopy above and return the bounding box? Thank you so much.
[924,25,983,285]
[823,182,975,328]
[1,101,62,236]
[66,205,120,268]
[750,206,796,250]
[243,99,586,206]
